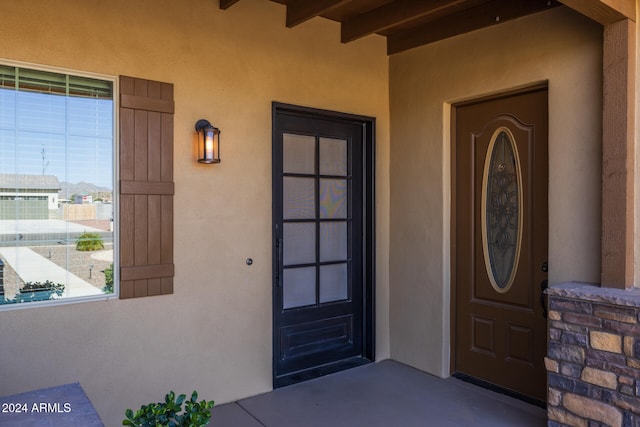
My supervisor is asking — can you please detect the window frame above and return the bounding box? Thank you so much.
[0,58,119,310]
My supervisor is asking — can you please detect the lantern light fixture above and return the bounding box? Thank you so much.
[195,119,221,164]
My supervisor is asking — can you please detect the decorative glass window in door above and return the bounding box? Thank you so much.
[481,128,522,293]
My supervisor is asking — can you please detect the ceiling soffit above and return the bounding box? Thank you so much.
[220,0,635,55]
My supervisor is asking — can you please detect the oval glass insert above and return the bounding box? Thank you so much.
[481,127,522,293]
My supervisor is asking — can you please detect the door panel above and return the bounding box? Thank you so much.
[453,88,548,402]
[273,104,375,387]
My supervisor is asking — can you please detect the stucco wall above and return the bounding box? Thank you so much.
[636,4,640,288]
[0,0,390,425]
[389,7,603,376]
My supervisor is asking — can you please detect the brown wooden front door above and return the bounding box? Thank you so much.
[452,86,548,403]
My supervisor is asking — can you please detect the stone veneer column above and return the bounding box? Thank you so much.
[545,283,640,427]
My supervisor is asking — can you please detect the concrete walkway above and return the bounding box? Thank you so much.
[212,360,547,427]
[0,247,102,298]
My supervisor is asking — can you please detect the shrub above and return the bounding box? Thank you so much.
[22,280,65,295]
[4,280,67,303]
[76,232,104,251]
[123,391,214,427]
[102,263,114,294]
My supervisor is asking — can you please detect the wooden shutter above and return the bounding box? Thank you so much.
[119,76,175,298]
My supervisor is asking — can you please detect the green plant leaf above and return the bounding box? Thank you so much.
[123,390,214,427]
[176,393,186,406]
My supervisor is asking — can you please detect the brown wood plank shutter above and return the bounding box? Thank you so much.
[119,76,175,299]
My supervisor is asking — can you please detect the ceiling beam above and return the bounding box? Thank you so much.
[219,0,240,10]
[558,0,635,25]
[387,0,560,55]
[286,0,352,28]
[341,0,475,43]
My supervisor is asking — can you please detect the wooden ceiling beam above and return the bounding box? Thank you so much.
[219,0,240,10]
[286,0,352,28]
[341,0,474,43]
[558,0,635,25]
[387,0,560,55]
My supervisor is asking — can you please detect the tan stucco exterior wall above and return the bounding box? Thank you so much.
[636,3,640,287]
[0,0,390,425]
[389,7,603,376]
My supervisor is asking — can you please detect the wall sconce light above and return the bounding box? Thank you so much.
[195,119,221,164]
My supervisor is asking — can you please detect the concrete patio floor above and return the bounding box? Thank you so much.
[212,360,547,427]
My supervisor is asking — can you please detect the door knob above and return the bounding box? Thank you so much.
[540,279,548,319]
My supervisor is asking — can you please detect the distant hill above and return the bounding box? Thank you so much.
[59,181,112,198]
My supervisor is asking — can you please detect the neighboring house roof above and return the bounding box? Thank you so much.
[0,174,61,191]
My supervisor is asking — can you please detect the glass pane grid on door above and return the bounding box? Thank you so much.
[282,133,351,310]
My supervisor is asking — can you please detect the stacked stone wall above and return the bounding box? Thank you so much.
[546,283,640,427]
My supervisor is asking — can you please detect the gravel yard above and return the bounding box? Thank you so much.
[30,244,113,289]
[1,244,113,298]
[1,261,21,296]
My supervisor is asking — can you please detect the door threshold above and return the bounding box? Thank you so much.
[275,356,371,389]
[452,373,546,409]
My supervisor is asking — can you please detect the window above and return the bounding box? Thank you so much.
[0,63,116,307]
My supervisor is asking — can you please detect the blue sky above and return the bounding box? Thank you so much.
[0,88,114,189]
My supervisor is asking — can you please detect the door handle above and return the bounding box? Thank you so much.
[540,279,548,319]
[275,238,283,288]
[540,261,548,318]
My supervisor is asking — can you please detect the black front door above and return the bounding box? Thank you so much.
[272,103,375,387]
